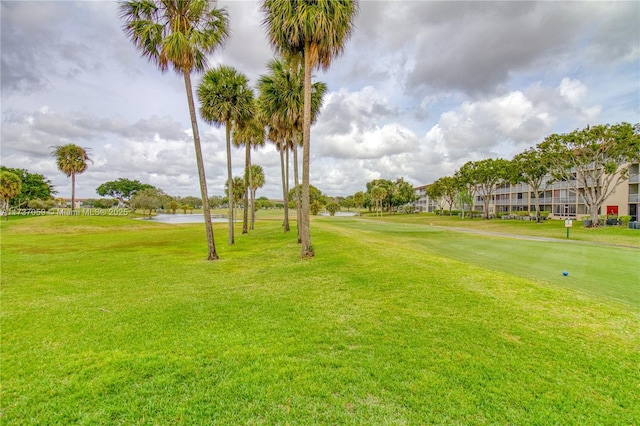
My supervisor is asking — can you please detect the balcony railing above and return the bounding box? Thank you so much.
[629,194,640,203]
[630,174,640,184]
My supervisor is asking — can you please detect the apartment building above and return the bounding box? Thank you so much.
[414,162,640,221]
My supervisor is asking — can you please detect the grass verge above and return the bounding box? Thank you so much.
[1,215,638,424]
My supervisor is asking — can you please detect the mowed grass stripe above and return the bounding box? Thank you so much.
[320,217,640,307]
[1,215,639,424]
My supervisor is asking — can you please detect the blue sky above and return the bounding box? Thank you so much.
[2,0,638,200]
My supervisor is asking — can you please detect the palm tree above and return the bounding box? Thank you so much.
[233,113,265,233]
[50,144,92,212]
[257,58,327,241]
[119,0,228,261]
[261,0,358,257]
[198,65,253,245]
[248,164,265,229]
[371,185,386,217]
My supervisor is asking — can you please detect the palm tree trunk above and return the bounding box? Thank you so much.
[242,141,250,234]
[280,144,290,232]
[301,39,313,257]
[293,141,301,243]
[71,172,76,212]
[183,71,218,260]
[226,122,234,245]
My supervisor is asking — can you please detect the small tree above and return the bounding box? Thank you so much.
[325,201,341,216]
[130,187,164,217]
[538,122,640,227]
[511,147,553,223]
[0,171,22,220]
[457,158,511,219]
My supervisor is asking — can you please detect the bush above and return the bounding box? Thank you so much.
[619,215,631,226]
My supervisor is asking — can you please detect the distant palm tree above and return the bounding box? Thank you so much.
[248,164,265,229]
[261,0,358,257]
[51,144,92,212]
[233,112,265,233]
[198,65,254,245]
[119,0,229,261]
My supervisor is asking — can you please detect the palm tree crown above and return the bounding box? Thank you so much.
[120,0,229,74]
[198,65,254,126]
[51,144,91,178]
[261,0,358,71]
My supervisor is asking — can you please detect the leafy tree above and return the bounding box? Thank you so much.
[390,178,418,212]
[455,188,474,219]
[94,198,118,209]
[51,144,92,212]
[261,0,358,257]
[130,187,165,217]
[457,158,511,219]
[538,122,640,227]
[198,65,253,245]
[27,198,54,210]
[0,171,22,220]
[181,196,203,209]
[511,147,553,223]
[208,195,224,209]
[168,199,180,214]
[366,179,394,212]
[96,178,153,206]
[432,176,460,215]
[120,0,228,260]
[425,180,446,215]
[340,196,354,211]
[255,196,275,209]
[325,201,341,216]
[0,167,55,207]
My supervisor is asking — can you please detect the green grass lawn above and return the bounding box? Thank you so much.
[1,214,639,424]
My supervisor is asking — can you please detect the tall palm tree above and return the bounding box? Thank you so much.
[248,164,265,229]
[198,65,254,245]
[233,113,265,233]
[257,58,327,241]
[261,0,358,257]
[119,0,228,261]
[51,144,92,212]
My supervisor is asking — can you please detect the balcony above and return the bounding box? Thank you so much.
[629,194,640,203]
[630,174,640,184]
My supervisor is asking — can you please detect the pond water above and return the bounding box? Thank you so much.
[140,214,228,224]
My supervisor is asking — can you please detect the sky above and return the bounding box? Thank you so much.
[2,0,639,200]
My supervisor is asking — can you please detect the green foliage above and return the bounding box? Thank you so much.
[129,187,165,216]
[180,196,203,209]
[96,178,153,204]
[0,170,22,219]
[325,201,341,216]
[0,167,55,207]
[538,122,640,226]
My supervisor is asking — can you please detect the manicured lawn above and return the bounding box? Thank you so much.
[1,214,639,424]
[369,212,640,247]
